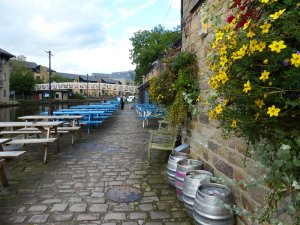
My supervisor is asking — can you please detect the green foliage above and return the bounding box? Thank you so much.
[10,59,36,95]
[149,51,200,127]
[206,0,300,223]
[51,73,73,82]
[129,25,181,84]
[70,93,84,99]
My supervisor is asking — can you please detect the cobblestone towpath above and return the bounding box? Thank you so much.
[0,105,193,225]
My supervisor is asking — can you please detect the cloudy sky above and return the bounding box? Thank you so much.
[0,0,180,75]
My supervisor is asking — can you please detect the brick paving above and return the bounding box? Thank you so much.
[0,104,193,225]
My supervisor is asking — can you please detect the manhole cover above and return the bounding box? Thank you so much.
[106,186,142,203]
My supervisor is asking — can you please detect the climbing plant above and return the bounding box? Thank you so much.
[149,51,200,127]
[205,0,300,224]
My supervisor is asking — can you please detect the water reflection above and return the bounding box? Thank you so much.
[0,103,79,122]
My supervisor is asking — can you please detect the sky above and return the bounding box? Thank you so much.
[0,0,181,75]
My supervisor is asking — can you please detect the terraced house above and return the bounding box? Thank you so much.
[0,48,14,104]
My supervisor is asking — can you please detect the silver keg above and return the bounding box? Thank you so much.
[175,159,203,202]
[167,152,190,187]
[182,170,213,217]
[193,183,235,225]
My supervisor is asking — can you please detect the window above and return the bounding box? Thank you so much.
[3,73,6,81]
[3,89,6,97]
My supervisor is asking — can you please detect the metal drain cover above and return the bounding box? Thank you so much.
[106,186,142,203]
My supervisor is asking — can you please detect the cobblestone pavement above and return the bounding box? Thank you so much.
[0,104,193,225]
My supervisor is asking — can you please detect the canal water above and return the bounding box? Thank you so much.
[0,103,78,122]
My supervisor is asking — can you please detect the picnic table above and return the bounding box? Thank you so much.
[18,115,83,144]
[0,121,64,163]
[50,111,105,134]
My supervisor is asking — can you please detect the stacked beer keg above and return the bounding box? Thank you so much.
[175,159,203,201]
[167,152,235,224]
[167,152,190,187]
[182,170,213,217]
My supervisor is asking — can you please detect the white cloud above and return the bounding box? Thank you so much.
[0,0,179,74]
[104,0,159,28]
[28,36,135,74]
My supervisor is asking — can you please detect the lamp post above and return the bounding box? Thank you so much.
[46,50,53,115]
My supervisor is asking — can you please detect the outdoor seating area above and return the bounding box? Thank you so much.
[135,103,166,127]
[0,101,120,188]
[41,101,119,133]
[0,102,197,225]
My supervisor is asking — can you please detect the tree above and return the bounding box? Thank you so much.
[129,25,181,84]
[51,73,73,82]
[10,56,36,95]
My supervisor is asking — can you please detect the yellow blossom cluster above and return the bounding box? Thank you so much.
[206,0,299,125]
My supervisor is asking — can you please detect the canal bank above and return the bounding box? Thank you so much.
[0,105,193,224]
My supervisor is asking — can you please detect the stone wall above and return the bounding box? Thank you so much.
[181,1,269,224]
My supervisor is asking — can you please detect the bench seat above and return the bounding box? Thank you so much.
[7,138,57,145]
[6,138,57,163]
[0,151,26,158]
[0,151,26,187]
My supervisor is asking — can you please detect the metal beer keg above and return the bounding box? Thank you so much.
[175,159,203,201]
[182,170,213,217]
[167,152,190,187]
[193,183,235,225]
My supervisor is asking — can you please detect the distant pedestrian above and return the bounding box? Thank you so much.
[120,95,125,110]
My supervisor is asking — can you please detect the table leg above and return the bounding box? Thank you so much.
[0,160,9,187]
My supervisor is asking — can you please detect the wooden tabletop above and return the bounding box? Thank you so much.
[18,115,83,120]
[0,138,12,144]
[0,151,26,158]
[0,121,64,128]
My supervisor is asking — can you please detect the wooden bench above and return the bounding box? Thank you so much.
[0,151,26,187]
[6,138,57,163]
[0,138,12,151]
[148,129,177,164]
[11,127,81,144]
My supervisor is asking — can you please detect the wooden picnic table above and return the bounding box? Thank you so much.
[0,121,63,138]
[18,115,82,127]
[0,121,64,163]
[18,115,83,144]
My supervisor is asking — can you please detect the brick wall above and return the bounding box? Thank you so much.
[180,1,274,224]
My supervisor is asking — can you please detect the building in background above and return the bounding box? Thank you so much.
[0,48,15,104]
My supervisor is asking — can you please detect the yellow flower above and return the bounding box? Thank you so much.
[231,119,237,128]
[269,82,272,86]
[256,41,267,53]
[255,113,260,120]
[208,110,215,120]
[260,21,271,34]
[205,100,209,106]
[297,3,300,7]
[215,104,223,114]
[243,80,251,93]
[263,59,269,64]
[249,39,258,52]
[223,99,229,106]
[291,53,300,67]
[196,95,201,102]
[216,30,224,42]
[243,19,251,30]
[247,30,255,38]
[267,105,280,117]
[259,70,270,82]
[261,0,269,3]
[270,9,286,20]
[255,99,265,109]
[269,40,287,53]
